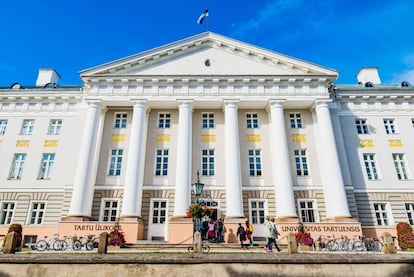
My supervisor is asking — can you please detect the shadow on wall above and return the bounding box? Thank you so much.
[0,271,11,277]
[227,228,237,243]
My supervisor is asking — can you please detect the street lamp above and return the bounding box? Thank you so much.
[192,170,204,201]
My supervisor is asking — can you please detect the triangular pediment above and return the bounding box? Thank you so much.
[80,32,338,81]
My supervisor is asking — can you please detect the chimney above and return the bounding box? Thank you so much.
[356,67,381,85]
[36,69,61,87]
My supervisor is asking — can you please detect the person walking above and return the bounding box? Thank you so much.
[270,218,282,252]
[264,216,273,252]
[245,220,254,247]
[236,223,247,249]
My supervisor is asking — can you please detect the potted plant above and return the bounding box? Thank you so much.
[108,224,126,248]
[186,204,213,218]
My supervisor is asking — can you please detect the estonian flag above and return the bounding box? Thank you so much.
[197,9,209,24]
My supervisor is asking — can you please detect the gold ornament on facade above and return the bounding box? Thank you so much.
[359,140,374,148]
[201,134,215,142]
[16,140,30,147]
[44,140,58,147]
[246,134,261,142]
[291,134,306,142]
[111,134,126,142]
[388,140,403,147]
[156,134,171,142]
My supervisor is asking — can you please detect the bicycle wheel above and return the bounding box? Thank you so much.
[352,241,364,251]
[86,241,94,251]
[372,241,383,252]
[53,240,67,251]
[73,240,82,251]
[327,241,339,251]
[36,240,48,251]
[202,244,210,253]
[340,241,349,251]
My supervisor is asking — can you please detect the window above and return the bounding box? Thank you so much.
[373,203,390,226]
[202,113,215,129]
[114,113,127,128]
[294,149,309,176]
[405,203,414,225]
[355,119,368,134]
[108,149,123,176]
[0,119,7,135]
[100,200,119,222]
[202,149,215,176]
[38,153,55,180]
[246,113,258,129]
[393,153,410,180]
[21,119,35,135]
[299,200,317,223]
[155,149,169,176]
[248,149,262,176]
[29,202,45,225]
[48,119,62,135]
[363,153,379,180]
[158,113,171,128]
[383,119,397,134]
[412,119,414,128]
[0,202,15,225]
[152,200,167,224]
[9,153,26,180]
[250,201,265,224]
[289,113,303,128]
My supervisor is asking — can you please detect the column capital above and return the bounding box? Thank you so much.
[130,99,147,107]
[267,99,286,112]
[313,99,332,109]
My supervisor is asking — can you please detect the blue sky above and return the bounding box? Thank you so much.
[1,0,413,86]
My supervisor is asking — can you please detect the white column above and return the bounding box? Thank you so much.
[69,101,101,217]
[224,101,244,218]
[268,101,297,219]
[121,100,147,218]
[315,101,351,219]
[173,101,193,217]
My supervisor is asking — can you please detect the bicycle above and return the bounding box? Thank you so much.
[73,235,95,251]
[36,233,64,251]
[188,241,210,253]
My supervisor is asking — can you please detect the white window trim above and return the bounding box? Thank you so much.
[38,153,55,180]
[26,201,46,225]
[294,149,310,176]
[9,153,26,180]
[383,119,398,134]
[355,118,369,134]
[297,199,319,223]
[248,149,262,177]
[21,119,35,135]
[405,203,414,225]
[201,112,215,129]
[0,119,8,135]
[393,153,411,181]
[157,112,171,129]
[149,198,168,225]
[113,112,128,129]
[201,148,215,176]
[0,201,16,225]
[246,112,259,129]
[372,202,394,226]
[48,119,62,135]
[248,199,268,225]
[107,149,123,176]
[362,153,381,181]
[99,198,120,222]
[154,148,169,176]
[289,112,303,129]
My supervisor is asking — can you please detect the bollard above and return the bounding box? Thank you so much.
[3,231,17,254]
[97,232,109,254]
[288,233,298,254]
[193,231,202,254]
[382,232,396,254]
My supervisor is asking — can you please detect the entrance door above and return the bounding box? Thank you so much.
[148,199,168,241]
[197,198,219,219]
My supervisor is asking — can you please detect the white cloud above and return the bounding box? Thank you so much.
[391,69,414,84]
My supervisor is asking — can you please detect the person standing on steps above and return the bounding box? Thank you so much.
[264,216,273,252]
[236,223,247,249]
[245,220,254,247]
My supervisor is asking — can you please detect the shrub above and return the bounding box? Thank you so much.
[108,225,126,246]
[396,222,414,250]
[295,231,314,246]
[186,204,213,218]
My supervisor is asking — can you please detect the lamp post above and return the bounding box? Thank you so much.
[191,171,204,234]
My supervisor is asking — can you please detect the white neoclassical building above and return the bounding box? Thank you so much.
[1,32,413,245]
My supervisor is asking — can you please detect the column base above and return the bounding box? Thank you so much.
[61,215,93,222]
[325,216,358,223]
[275,216,299,223]
[169,216,193,222]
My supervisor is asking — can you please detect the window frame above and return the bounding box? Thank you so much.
[246,113,259,129]
[0,119,8,135]
[201,112,215,129]
[108,149,123,176]
[289,113,303,129]
[294,149,309,176]
[393,153,410,180]
[201,149,215,176]
[21,119,35,135]
[48,119,62,135]
[373,202,392,226]
[383,119,397,134]
[0,201,16,225]
[38,153,55,180]
[113,112,128,129]
[27,201,46,225]
[155,148,169,176]
[298,199,318,223]
[249,199,267,225]
[158,113,171,129]
[248,149,262,177]
[99,198,119,222]
[355,118,369,134]
[362,153,380,180]
[405,203,414,225]
[150,199,168,224]
[9,153,26,180]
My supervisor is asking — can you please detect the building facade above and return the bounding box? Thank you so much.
[0,32,413,245]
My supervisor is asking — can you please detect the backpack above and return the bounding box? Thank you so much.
[248,224,254,233]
